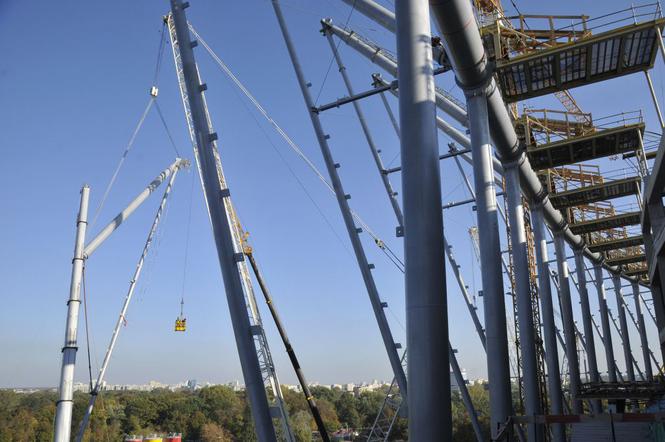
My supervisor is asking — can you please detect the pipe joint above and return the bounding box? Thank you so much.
[457,61,494,97]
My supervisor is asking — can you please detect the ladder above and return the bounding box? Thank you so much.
[166,13,294,441]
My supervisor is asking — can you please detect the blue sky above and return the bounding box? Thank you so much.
[0,0,663,389]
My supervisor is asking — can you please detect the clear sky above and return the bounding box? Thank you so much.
[1,0,663,389]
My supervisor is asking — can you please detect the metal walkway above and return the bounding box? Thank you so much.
[549,177,641,208]
[569,211,641,234]
[496,18,665,102]
[527,123,645,170]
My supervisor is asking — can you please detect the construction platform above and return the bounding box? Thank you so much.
[496,18,665,103]
[588,235,645,252]
[527,123,645,170]
[549,176,641,208]
[569,211,641,235]
[606,252,647,266]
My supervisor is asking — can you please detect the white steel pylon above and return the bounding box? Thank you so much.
[166,11,294,442]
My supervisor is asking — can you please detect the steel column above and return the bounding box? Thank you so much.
[54,186,90,442]
[531,204,565,441]
[466,87,513,438]
[395,0,451,439]
[505,162,543,440]
[594,264,618,382]
[553,232,582,414]
[324,32,403,225]
[270,0,408,399]
[169,2,276,440]
[633,282,654,380]
[613,275,636,381]
[573,251,601,385]
[645,71,665,129]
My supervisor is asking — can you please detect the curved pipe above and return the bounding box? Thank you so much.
[334,0,637,284]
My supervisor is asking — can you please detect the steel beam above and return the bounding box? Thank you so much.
[466,86,513,438]
[573,250,602,413]
[450,345,484,442]
[324,32,403,225]
[633,282,654,380]
[531,204,565,441]
[270,0,408,400]
[54,186,90,442]
[594,264,618,382]
[75,167,180,441]
[395,1,450,438]
[169,2,276,440]
[505,161,543,441]
[613,275,636,381]
[553,232,582,414]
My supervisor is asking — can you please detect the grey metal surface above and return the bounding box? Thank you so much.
[54,186,90,442]
[633,282,654,380]
[330,0,643,286]
[505,163,543,441]
[531,204,565,441]
[573,250,602,413]
[553,232,583,413]
[466,87,514,438]
[84,159,186,258]
[595,264,618,383]
[270,0,408,400]
[324,32,403,226]
[613,275,636,382]
[75,166,181,441]
[395,1,450,439]
[169,2,277,440]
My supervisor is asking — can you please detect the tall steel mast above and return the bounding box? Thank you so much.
[167,2,292,441]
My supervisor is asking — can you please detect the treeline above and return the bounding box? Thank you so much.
[0,383,491,441]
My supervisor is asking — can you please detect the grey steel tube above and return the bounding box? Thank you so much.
[76,167,180,442]
[450,345,484,442]
[633,282,654,380]
[531,204,565,442]
[553,232,582,414]
[84,159,186,258]
[613,275,636,381]
[271,0,408,399]
[444,237,487,349]
[594,264,617,382]
[333,0,643,286]
[466,87,513,438]
[54,186,90,442]
[574,251,601,382]
[246,252,330,442]
[324,32,403,226]
[395,1,451,439]
[573,250,602,413]
[505,162,543,441]
[169,2,276,440]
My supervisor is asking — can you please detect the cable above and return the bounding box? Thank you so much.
[90,98,155,229]
[154,101,182,157]
[191,25,405,271]
[81,265,94,392]
[179,173,194,315]
[313,1,357,105]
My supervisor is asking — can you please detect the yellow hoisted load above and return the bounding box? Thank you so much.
[174,299,186,332]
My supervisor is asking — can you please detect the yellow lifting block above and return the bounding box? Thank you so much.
[174,317,187,332]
